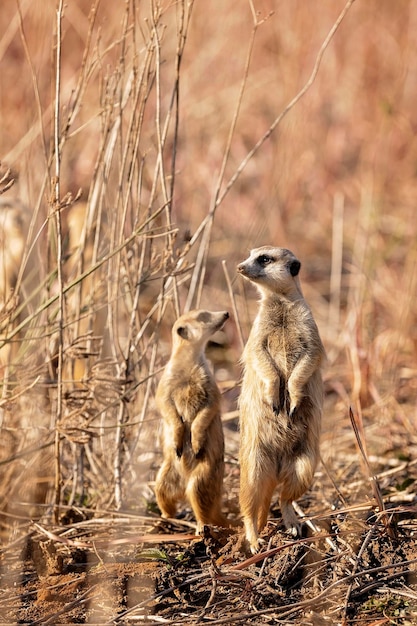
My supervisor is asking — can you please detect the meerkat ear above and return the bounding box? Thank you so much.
[177,325,190,340]
[289,260,301,276]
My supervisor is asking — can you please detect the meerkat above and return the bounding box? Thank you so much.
[237,246,325,553]
[155,309,229,534]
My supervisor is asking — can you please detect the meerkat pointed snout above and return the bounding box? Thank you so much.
[155,309,230,534]
[237,246,325,553]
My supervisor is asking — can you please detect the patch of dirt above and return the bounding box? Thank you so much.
[2,411,417,625]
[2,503,417,625]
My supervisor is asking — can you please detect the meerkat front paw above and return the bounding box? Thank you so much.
[193,446,205,460]
[288,391,300,417]
[191,429,206,459]
[264,382,282,415]
[173,423,185,458]
[287,382,302,417]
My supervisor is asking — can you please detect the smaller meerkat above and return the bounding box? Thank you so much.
[237,246,325,553]
[155,309,229,533]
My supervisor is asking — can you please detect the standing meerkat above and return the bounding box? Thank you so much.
[155,309,229,533]
[237,246,325,553]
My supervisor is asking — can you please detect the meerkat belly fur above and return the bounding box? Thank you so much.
[238,247,325,553]
[155,309,229,533]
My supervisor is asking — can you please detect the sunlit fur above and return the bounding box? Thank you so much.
[155,309,229,533]
[237,246,325,553]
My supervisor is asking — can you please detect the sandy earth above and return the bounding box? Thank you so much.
[2,451,417,625]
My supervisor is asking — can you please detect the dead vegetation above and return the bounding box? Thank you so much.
[0,0,417,623]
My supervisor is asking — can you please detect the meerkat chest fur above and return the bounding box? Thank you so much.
[166,358,220,424]
[249,296,319,378]
[156,309,228,431]
[238,246,324,421]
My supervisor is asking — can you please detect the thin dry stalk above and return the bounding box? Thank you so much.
[149,1,194,317]
[328,192,344,334]
[349,406,397,540]
[52,0,66,523]
[180,0,357,314]
[17,0,49,167]
[222,260,245,350]
[216,0,357,209]
[0,168,14,195]
[184,5,259,311]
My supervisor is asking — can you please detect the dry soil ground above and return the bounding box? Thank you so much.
[1,403,417,626]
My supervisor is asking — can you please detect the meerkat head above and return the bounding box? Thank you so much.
[172,309,229,352]
[237,246,303,298]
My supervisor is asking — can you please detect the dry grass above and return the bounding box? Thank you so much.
[0,0,417,623]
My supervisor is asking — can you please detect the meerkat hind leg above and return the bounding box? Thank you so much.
[241,472,277,553]
[155,461,184,519]
[279,451,317,535]
[186,466,224,534]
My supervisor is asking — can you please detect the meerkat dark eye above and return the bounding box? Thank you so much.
[177,326,190,340]
[257,254,273,266]
[289,260,301,276]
